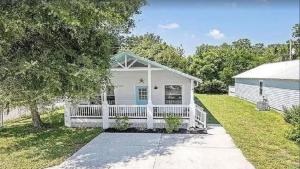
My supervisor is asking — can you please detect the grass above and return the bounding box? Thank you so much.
[197,94,300,169]
[0,109,101,169]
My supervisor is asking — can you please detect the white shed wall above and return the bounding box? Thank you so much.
[235,78,300,111]
[111,70,191,105]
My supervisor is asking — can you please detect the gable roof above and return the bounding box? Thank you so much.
[111,51,202,82]
[233,60,300,80]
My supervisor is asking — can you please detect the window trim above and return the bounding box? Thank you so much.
[164,84,183,105]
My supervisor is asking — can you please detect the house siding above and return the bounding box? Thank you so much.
[111,70,191,105]
[235,78,300,111]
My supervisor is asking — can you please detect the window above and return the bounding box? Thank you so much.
[165,85,182,104]
[138,88,147,100]
[107,86,115,105]
[259,81,263,96]
[89,87,115,105]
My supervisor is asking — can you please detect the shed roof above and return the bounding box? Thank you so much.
[111,51,202,82]
[233,60,300,80]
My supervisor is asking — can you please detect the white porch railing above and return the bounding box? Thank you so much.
[71,105,102,118]
[108,105,147,118]
[195,104,207,128]
[153,105,190,118]
[68,104,207,129]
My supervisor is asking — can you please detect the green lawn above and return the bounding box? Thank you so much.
[197,94,300,169]
[0,109,101,169]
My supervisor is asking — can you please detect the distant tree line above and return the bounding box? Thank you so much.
[123,24,300,93]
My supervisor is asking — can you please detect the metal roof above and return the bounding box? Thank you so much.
[112,51,202,82]
[233,60,300,80]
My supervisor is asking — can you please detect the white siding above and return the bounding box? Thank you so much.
[235,78,300,111]
[111,70,191,105]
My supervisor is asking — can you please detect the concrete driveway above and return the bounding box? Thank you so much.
[50,125,255,169]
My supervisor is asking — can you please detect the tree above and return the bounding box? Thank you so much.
[292,24,300,59]
[292,24,300,39]
[189,38,281,92]
[122,33,188,71]
[0,0,145,128]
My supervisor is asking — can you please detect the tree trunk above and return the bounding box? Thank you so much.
[29,102,43,128]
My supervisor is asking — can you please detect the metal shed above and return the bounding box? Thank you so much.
[233,60,300,111]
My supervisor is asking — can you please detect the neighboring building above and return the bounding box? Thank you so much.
[64,51,207,130]
[233,60,300,111]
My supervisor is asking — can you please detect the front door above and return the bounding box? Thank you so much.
[136,86,148,105]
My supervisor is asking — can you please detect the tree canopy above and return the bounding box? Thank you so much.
[0,0,145,128]
[123,24,299,93]
[122,33,188,71]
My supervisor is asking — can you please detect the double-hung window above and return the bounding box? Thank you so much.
[165,85,182,104]
[107,86,115,105]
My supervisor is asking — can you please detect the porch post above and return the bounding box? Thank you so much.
[147,64,153,129]
[64,100,71,127]
[189,80,196,128]
[102,91,109,129]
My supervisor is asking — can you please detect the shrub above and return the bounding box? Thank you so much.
[198,79,227,94]
[164,114,182,133]
[114,116,130,131]
[285,125,300,144]
[283,105,300,124]
[283,105,300,143]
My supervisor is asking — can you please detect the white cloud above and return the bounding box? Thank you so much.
[158,23,180,30]
[208,29,225,39]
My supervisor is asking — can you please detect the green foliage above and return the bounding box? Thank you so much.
[285,125,300,144]
[283,105,300,124]
[283,105,300,143]
[164,114,182,133]
[292,24,300,59]
[0,0,145,127]
[292,24,300,38]
[114,116,130,131]
[122,33,188,71]
[199,79,227,94]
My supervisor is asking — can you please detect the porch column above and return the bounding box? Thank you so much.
[189,80,196,128]
[64,100,71,127]
[147,64,153,129]
[102,91,109,129]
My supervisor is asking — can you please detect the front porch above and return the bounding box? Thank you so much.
[64,103,207,129]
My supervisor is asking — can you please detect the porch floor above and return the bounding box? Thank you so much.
[49,125,254,169]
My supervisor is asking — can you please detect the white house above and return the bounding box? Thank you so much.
[64,51,207,130]
[233,60,300,111]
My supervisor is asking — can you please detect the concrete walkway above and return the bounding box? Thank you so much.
[50,125,255,169]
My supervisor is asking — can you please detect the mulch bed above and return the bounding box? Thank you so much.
[104,127,207,134]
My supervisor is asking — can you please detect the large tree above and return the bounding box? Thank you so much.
[122,33,188,71]
[188,38,291,92]
[0,0,145,128]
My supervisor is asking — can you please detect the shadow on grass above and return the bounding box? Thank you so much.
[195,96,220,124]
[0,110,101,168]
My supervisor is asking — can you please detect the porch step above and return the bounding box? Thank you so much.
[189,126,207,134]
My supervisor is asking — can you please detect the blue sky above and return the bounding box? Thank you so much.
[130,0,299,55]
